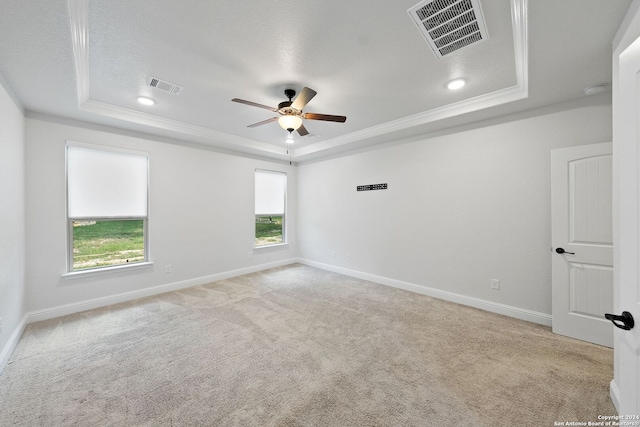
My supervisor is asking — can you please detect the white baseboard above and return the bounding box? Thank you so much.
[297,258,552,326]
[0,314,28,376]
[610,379,621,413]
[27,258,298,323]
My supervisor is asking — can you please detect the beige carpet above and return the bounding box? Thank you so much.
[0,264,615,426]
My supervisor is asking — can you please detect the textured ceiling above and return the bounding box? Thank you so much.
[0,0,631,162]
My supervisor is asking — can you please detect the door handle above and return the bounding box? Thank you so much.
[555,248,575,255]
[604,311,635,330]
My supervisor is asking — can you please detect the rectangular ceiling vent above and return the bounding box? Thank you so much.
[147,76,183,95]
[408,0,489,59]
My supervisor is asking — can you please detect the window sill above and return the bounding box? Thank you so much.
[254,243,289,251]
[62,261,154,280]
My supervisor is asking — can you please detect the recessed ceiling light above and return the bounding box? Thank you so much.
[137,96,155,106]
[447,79,466,90]
[583,84,607,96]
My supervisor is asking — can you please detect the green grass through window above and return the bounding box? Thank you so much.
[73,216,281,269]
[72,220,144,270]
[255,215,283,246]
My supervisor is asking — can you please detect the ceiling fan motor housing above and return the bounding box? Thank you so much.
[278,104,301,117]
[279,89,301,116]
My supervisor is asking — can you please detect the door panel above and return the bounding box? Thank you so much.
[551,142,613,347]
[569,156,613,244]
[569,262,613,319]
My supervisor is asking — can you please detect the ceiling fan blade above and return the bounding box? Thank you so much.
[247,117,278,128]
[291,87,317,110]
[232,98,278,112]
[297,123,309,136]
[303,112,347,123]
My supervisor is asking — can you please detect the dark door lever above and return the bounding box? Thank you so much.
[555,248,575,255]
[604,311,635,330]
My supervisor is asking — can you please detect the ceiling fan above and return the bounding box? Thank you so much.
[232,87,347,137]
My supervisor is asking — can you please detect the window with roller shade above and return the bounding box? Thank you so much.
[255,169,286,247]
[66,143,149,271]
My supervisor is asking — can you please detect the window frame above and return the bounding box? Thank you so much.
[64,141,151,276]
[254,169,287,248]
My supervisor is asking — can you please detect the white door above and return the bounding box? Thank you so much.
[551,143,614,347]
[612,4,640,415]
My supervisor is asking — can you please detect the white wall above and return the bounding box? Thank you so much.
[16,94,613,323]
[25,117,296,314]
[297,96,612,317]
[0,79,26,365]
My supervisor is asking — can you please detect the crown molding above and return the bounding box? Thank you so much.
[79,98,289,157]
[68,0,90,106]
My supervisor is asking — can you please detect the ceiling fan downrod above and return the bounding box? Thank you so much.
[284,89,295,101]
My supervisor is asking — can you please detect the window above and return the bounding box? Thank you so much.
[255,169,286,247]
[66,143,149,272]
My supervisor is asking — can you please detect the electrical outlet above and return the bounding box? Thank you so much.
[332,251,336,259]
[165,265,172,274]
[491,279,500,290]
[347,254,352,261]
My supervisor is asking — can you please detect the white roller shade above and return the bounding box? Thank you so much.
[67,145,148,218]
[255,170,286,215]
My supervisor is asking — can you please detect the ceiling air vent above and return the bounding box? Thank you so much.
[147,76,183,95]
[408,0,489,59]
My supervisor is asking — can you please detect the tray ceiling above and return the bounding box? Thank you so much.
[0,0,631,162]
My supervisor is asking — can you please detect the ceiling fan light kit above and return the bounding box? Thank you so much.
[278,115,303,131]
[232,87,347,142]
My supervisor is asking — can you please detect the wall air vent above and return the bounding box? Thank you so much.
[147,76,183,95]
[408,0,489,59]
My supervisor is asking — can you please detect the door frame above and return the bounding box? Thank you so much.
[611,0,640,413]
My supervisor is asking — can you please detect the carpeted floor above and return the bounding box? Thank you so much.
[0,264,615,426]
